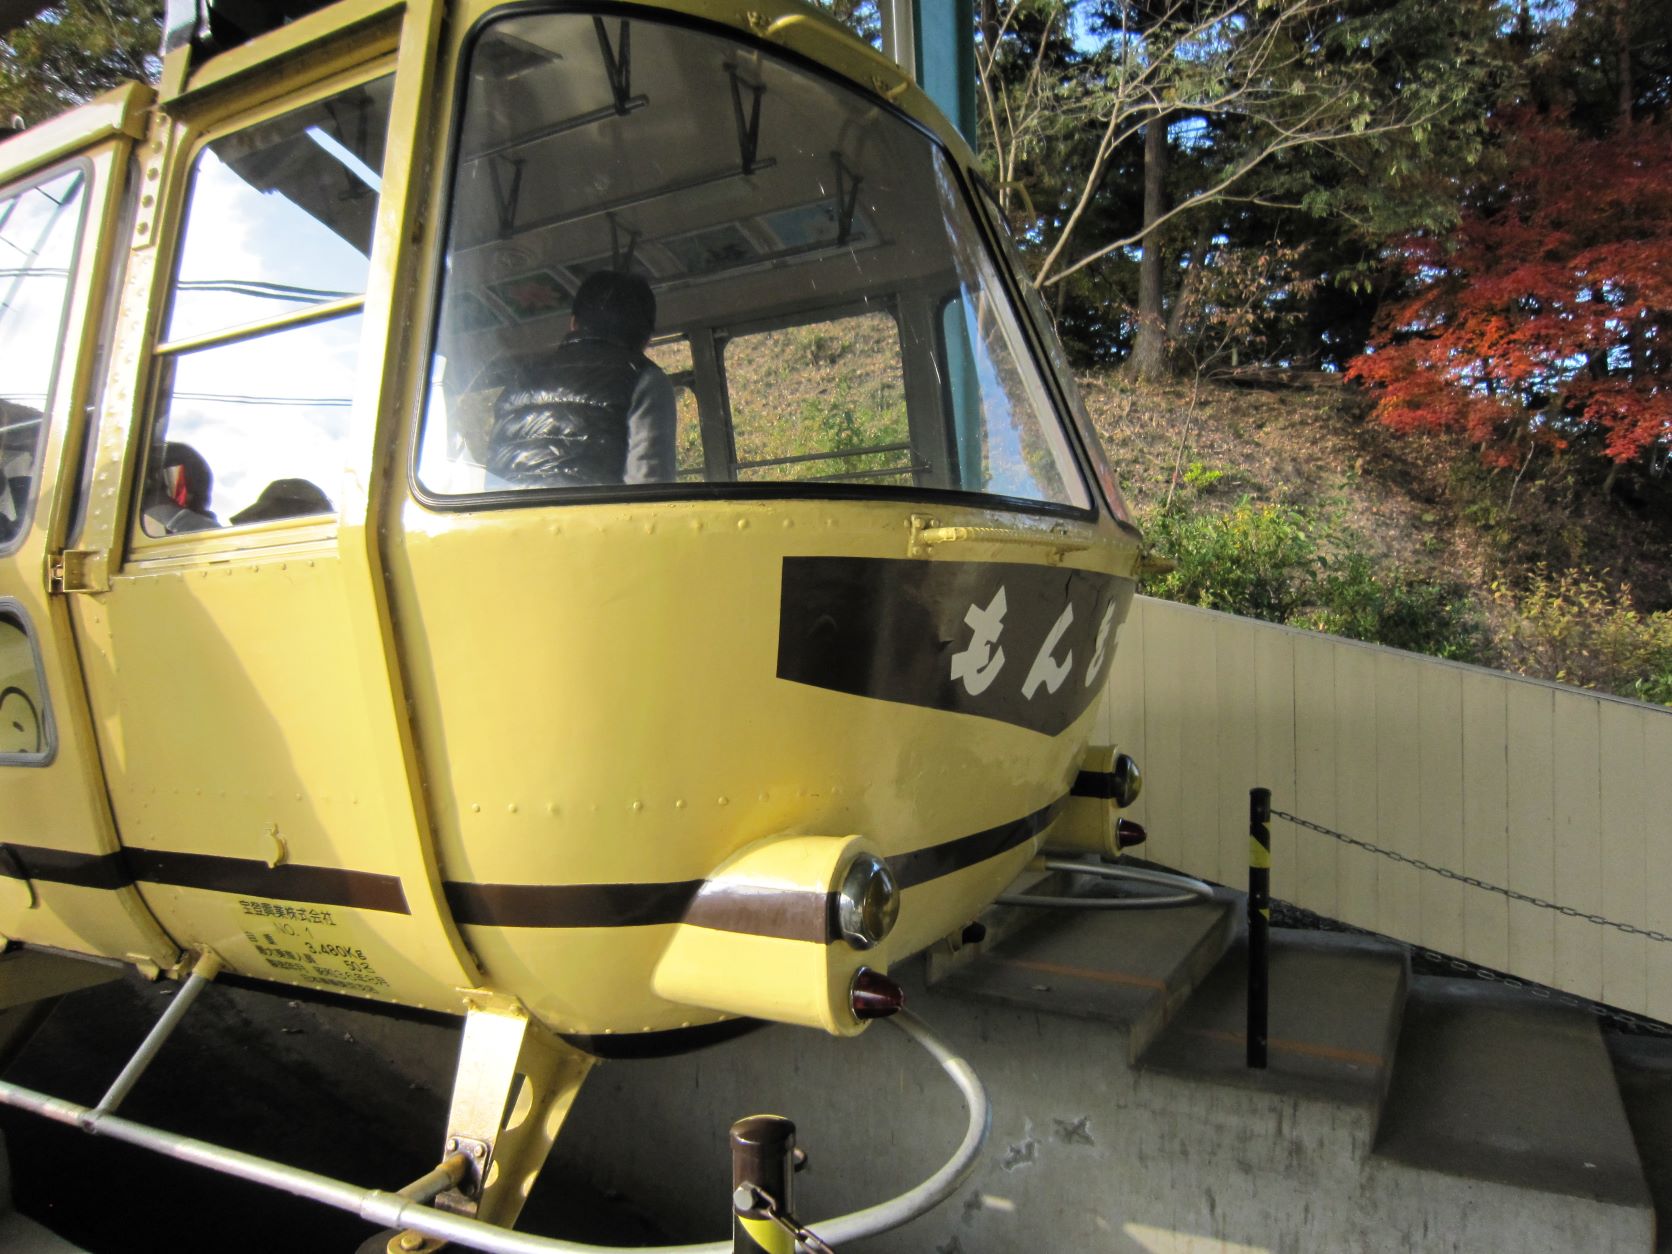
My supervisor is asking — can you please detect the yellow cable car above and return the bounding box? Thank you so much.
[0,0,1143,1237]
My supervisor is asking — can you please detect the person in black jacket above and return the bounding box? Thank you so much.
[487,271,677,487]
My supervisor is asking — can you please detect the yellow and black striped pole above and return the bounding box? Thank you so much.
[732,1115,797,1254]
[1248,787,1271,1070]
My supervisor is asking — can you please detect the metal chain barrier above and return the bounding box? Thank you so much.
[1267,808,1672,1038]
[1272,808,1672,943]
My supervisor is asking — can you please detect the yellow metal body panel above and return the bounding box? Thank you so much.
[63,0,478,1009]
[386,496,1132,1033]
[0,128,179,968]
[72,546,459,1006]
[167,0,404,104]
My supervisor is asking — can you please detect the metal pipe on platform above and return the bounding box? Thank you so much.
[398,1152,473,1204]
[997,858,1216,910]
[85,951,222,1125]
[1248,788,1271,1070]
[0,1009,988,1254]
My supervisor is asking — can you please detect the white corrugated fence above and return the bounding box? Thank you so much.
[1099,595,1672,1021]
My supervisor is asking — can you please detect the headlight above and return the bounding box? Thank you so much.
[836,853,899,950]
[1112,753,1142,808]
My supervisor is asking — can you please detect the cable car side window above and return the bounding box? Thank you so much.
[139,75,394,538]
[0,603,53,765]
[643,337,703,480]
[417,12,1090,510]
[724,311,912,484]
[0,166,90,555]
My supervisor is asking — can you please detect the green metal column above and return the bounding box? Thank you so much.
[912,0,977,144]
[912,0,981,488]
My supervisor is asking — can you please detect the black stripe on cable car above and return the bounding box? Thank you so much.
[0,790,1065,933]
[124,849,410,914]
[0,843,128,890]
[443,793,1068,933]
[444,878,703,930]
[1071,769,1120,799]
[0,842,410,914]
[443,877,836,942]
[885,796,1066,890]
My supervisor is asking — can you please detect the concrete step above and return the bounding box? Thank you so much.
[1137,927,1408,1107]
[931,888,1236,1059]
[1375,977,1653,1215]
[1609,1032,1672,1252]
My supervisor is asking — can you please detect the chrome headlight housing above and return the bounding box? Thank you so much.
[836,853,899,950]
[1112,752,1143,808]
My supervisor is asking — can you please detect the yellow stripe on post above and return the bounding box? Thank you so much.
[739,1215,796,1253]
[1249,837,1271,870]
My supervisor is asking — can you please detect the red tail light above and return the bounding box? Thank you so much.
[850,968,905,1020]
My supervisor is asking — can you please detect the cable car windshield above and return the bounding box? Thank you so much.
[416,10,1093,510]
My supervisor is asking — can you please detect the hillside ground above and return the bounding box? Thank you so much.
[1081,372,1672,700]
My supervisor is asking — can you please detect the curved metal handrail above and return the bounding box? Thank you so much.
[0,1008,989,1253]
[998,858,1217,910]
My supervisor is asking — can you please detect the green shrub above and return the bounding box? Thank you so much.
[1298,552,1483,661]
[1142,499,1320,622]
[1181,460,1225,492]
[1141,497,1482,663]
[1492,569,1672,706]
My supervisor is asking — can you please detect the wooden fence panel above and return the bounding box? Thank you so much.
[1460,673,1511,974]
[1505,682,1557,988]
[1290,630,1341,920]
[1553,700,1604,1001]
[1333,643,1380,934]
[1417,662,1466,958]
[1600,705,1648,1012]
[1137,598,1186,870]
[1214,617,1259,888]
[1374,651,1423,941]
[1253,629,1299,900]
[1645,712,1672,1022]
[1178,609,1223,882]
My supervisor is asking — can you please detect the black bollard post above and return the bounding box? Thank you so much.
[731,1114,796,1253]
[1248,787,1271,1069]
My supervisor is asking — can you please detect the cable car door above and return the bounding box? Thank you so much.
[64,10,478,1009]
[0,90,179,967]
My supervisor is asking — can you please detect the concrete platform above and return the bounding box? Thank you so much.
[934,892,1235,1058]
[0,1212,87,1253]
[1376,978,1652,1209]
[1610,1033,1672,1252]
[1138,928,1408,1107]
[552,970,1658,1253]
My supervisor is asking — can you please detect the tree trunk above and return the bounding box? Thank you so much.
[1615,0,1633,125]
[1129,111,1170,381]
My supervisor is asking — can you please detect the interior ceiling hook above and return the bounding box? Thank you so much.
[832,152,862,246]
[593,16,634,114]
[489,155,525,240]
[727,66,768,176]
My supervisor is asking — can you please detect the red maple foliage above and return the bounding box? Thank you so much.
[1348,110,1672,468]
